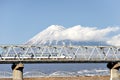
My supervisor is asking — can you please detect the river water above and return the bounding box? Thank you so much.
[0,63,109,76]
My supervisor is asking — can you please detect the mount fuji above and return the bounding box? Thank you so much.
[26,25,119,46]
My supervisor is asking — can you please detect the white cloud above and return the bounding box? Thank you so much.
[54,25,119,42]
[107,34,120,46]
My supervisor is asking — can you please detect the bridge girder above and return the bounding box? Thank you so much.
[0,45,120,63]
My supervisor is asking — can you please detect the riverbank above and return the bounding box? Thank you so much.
[0,76,110,80]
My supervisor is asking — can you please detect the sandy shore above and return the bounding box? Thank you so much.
[0,76,110,80]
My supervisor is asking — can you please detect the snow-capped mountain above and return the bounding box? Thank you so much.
[26,25,119,46]
[26,25,65,45]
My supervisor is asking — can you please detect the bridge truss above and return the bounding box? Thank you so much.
[0,45,120,63]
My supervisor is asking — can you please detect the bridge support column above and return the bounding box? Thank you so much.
[107,62,120,80]
[11,63,24,80]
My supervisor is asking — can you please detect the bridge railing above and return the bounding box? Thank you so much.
[0,45,120,62]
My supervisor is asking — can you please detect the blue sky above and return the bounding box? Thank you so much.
[0,0,120,44]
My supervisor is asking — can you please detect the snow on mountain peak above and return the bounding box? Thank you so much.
[46,25,65,31]
[26,25,65,45]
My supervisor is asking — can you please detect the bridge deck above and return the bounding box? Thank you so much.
[0,59,120,64]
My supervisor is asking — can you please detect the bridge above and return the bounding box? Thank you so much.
[0,45,120,80]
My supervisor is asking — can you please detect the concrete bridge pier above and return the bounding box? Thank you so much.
[107,62,120,80]
[11,63,24,80]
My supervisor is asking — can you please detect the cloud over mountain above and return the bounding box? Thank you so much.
[26,25,120,46]
[54,25,119,41]
[107,34,120,46]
